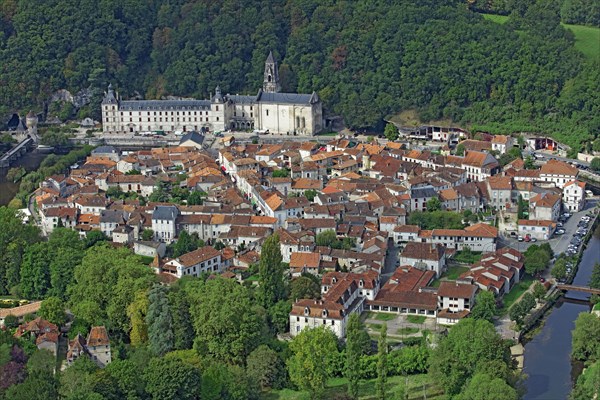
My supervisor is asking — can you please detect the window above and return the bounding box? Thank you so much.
[266,109,269,116]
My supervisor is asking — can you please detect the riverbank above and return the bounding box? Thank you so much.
[522,224,600,399]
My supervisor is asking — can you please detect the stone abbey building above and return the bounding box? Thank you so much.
[102,52,323,135]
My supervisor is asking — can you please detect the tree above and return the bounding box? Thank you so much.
[316,230,338,247]
[169,289,194,350]
[429,319,510,396]
[376,323,388,400]
[572,313,600,362]
[524,247,550,275]
[257,234,284,309]
[171,231,199,258]
[59,356,98,398]
[147,285,174,356]
[126,290,149,347]
[455,372,518,400]
[4,314,19,329]
[521,292,536,312]
[551,258,568,279]
[509,302,526,328]
[589,263,600,289]
[247,345,287,390]
[105,359,146,400]
[189,278,262,364]
[426,197,441,212]
[384,123,398,141]
[187,191,206,206]
[305,189,318,202]
[572,360,600,400]
[141,229,154,241]
[19,242,51,299]
[532,282,547,301]
[345,314,364,399]
[288,326,339,400]
[26,349,56,377]
[290,276,321,300]
[470,291,497,323]
[85,231,108,248]
[455,144,465,156]
[38,296,66,326]
[144,357,201,400]
[69,245,156,335]
[269,300,292,334]
[4,373,58,400]
[272,168,290,178]
[590,157,600,172]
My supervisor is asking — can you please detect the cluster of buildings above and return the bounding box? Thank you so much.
[30,126,587,339]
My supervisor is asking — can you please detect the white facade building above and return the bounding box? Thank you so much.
[563,180,586,212]
[102,52,323,135]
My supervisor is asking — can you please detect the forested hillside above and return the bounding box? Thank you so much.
[0,0,598,150]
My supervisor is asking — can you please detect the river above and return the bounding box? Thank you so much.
[523,224,600,400]
[0,151,48,206]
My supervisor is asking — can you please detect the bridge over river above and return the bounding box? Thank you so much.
[0,136,34,168]
[556,284,600,296]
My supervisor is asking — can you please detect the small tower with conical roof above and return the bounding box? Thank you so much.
[101,84,119,133]
[263,51,281,93]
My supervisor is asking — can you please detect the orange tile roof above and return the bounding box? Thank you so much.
[289,252,320,269]
[540,159,578,176]
[87,326,110,346]
[177,246,221,267]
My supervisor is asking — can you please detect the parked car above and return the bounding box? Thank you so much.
[517,235,524,242]
[555,229,565,235]
[524,235,531,242]
[530,237,537,242]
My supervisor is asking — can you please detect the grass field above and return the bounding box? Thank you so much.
[363,312,398,322]
[407,315,427,324]
[261,374,444,400]
[499,276,535,314]
[397,327,420,335]
[563,23,600,62]
[482,13,600,62]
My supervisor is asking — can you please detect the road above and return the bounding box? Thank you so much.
[381,238,400,284]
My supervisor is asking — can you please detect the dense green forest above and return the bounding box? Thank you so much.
[0,0,598,150]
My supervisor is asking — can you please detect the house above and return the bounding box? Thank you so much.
[289,252,321,276]
[112,225,134,244]
[461,265,511,296]
[100,209,125,237]
[478,247,525,283]
[66,334,89,366]
[486,176,514,210]
[133,241,167,258]
[87,326,111,368]
[161,246,222,278]
[289,271,367,338]
[179,131,205,149]
[529,192,561,222]
[367,266,437,317]
[518,219,556,240]
[152,205,179,243]
[14,317,59,357]
[459,151,499,182]
[539,159,578,188]
[491,135,513,154]
[563,180,586,212]
[0,301,42,328]
[321,270,380,301]
[410,187,437,212]
[399,242,447,277]
[393,225,420,245]
[41,207,78,235]
[91,145,120,162]
[436,281,477,325]
[424,223,498,252]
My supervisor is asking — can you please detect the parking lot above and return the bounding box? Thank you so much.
[498,198,598,258]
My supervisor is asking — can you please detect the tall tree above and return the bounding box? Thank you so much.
[376,323,388,400]
[246,345,286,390]
[471,291,497,323]
[287,326,339,400]
[345,314,363,399]
[146,285,174,356]
[144,357,201,400]
[169,289,194,350]
[126,290,149,347]
[455,372,518,400]
[189,278,262,364]
[572,313,600,362]
[38,296,66,326]
[257,233,284,309]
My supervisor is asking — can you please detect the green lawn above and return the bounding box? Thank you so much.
[500,276,535,314]
[446,265,470,280]
[563,23,600,62]
[407,315,427,324]
[397,327,419,335]
[261,374,444,400]
[482,13,509,24]
[482,13,600,62]
[368,323,383,331]
[363,312,397,322]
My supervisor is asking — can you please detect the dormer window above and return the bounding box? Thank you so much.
[304,307,310,316]
[359,279,364,287]
[322,309,328,318]
[332,277,337,284]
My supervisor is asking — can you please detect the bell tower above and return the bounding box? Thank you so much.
[263,51,281,93]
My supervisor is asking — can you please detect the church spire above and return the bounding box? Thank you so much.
[263,51,280,93]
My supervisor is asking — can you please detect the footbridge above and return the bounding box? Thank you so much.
[556,284,600,296]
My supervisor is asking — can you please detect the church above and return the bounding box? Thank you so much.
[102,52,323,136]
